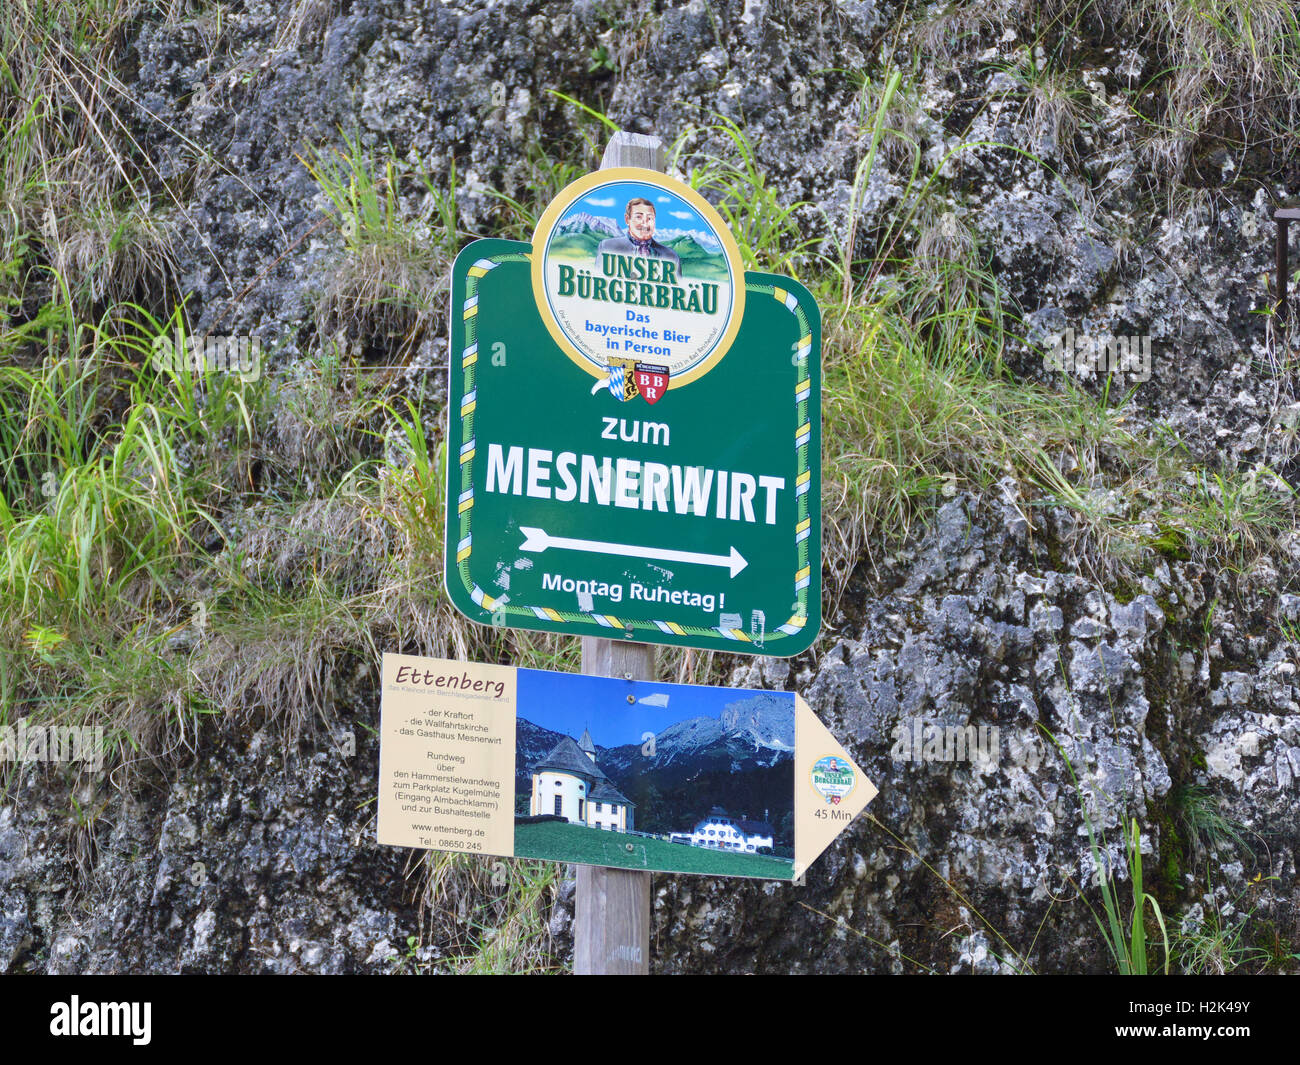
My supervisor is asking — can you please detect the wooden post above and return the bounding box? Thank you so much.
[573,131,663,976]
[574,638,655,975]
[1275,207,1300,320]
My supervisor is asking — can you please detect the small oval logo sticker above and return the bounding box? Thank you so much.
[811,755,855,805]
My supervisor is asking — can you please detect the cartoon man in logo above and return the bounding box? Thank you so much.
[825,757,843,802]
[597,198,682,268]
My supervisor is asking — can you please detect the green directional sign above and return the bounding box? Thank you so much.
[444,168,820,656]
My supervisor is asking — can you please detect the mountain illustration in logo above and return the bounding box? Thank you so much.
[548,214,622,260]
[655,227,723,252]
[548,214,730,281]
[556,212,623,238]
[661,234,729,281]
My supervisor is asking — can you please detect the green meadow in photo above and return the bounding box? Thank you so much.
[513,821,795,880]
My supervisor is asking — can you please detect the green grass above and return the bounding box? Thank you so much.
[679,112,827,278]
[1129,0,1300,178]
[416,850,565,974]
[1,357,215,622]
[303,134,447,354]
[1043,726,1170,974]
[1171,783,1250,859]
[1172,877,1275,975]
[514,821,795,880]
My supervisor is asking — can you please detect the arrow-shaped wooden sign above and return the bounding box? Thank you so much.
[377,652,875,881]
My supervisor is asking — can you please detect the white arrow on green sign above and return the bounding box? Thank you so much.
[518,527,749,578]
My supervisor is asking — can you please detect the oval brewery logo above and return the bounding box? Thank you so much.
[811,755,855,805]
[530,167,745,404]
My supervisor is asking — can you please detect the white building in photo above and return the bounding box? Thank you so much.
[529,728,635,832]
[671,806,775,853]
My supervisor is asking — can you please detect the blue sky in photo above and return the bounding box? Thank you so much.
[516,667,791,748]
[564,180,711,234]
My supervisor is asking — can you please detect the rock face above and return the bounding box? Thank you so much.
[4,0,1298,973]
[659,496,1297,974]
[4,727,420,975]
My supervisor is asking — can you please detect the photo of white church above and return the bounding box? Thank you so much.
[513,669,795,879]
[527,728,635,832]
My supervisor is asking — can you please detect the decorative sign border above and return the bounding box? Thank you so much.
[450,250,816,650]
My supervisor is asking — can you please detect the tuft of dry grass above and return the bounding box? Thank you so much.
[0,2,193,314]
[1116,0,1300,177]
[910,2,1003,64]
[305,137,447,360]
[47,196,178,307]
[418,850,564,974]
